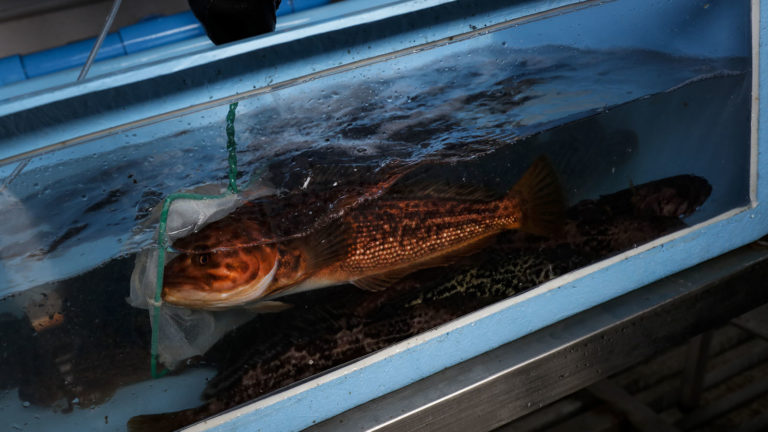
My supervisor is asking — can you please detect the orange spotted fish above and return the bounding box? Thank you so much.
[162,157,565,309]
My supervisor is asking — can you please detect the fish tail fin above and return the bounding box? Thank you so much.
[508,156,566,237]
[127,410,198,432]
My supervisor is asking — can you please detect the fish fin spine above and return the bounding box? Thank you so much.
[300,218,351,275]
[352,273,402,292]
[509,156,566,237]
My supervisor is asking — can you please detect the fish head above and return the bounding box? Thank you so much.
[162,243,281,309]
[631,175,713,219]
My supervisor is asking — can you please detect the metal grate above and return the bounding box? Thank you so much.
[497,305,768,432]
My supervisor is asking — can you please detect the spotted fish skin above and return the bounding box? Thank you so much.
[341,199,520,272]
[291,156,564,294]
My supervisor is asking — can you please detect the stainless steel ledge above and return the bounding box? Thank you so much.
[307,243,768,432]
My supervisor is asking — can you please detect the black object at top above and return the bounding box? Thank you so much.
[188,0,282,45]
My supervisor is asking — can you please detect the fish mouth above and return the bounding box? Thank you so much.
[161,281,214,308]
[162,256,280,310]
[162,274,209,302]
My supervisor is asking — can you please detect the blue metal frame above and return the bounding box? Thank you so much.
[0,1,337,86]
[0,0,761,430]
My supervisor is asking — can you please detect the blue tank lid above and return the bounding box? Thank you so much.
[0,55,26,85]
[119,11,205,54]
[22,33,126,78]
[5,0,333,84]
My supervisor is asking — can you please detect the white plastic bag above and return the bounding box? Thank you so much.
[128,183,273,368]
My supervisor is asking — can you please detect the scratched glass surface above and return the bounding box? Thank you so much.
[0,24,752,432]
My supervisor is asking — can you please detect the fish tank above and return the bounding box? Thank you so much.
[0,0,760,431]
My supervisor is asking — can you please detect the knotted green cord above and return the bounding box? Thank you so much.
[226,102,239,194]
[150,103,240,378]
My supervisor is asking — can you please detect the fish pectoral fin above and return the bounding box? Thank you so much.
[352,271,410,292]
[301,218,351,273]
[243,300,293,313]
[449,235,497,258]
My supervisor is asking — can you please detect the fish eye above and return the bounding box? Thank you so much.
[196,253,212,266]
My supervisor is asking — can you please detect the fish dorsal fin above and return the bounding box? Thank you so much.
[510,156,566,237]
[352,271,410,292]
[300,219,352,274]
[323,164,416,218]
[388,179,498,201]
[297,160,415,191]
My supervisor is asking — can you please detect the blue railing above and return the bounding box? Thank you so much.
[0,0,331,85]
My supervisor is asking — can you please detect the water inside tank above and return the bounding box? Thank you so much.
[0,7,752,432]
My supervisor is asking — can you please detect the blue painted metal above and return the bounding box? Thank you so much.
[0,0,760,431]
[277,1,289,16]
[292,0,334,13]
[21,33,126,78]
[0,55,25,85]
[278,0,333,16]
[0,0,332,86]
[0,1,393,103]
[119,11,204,54]
[0,37,213,102]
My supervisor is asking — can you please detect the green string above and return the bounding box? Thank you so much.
[226,102,239,194]
[150,103,240,378]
